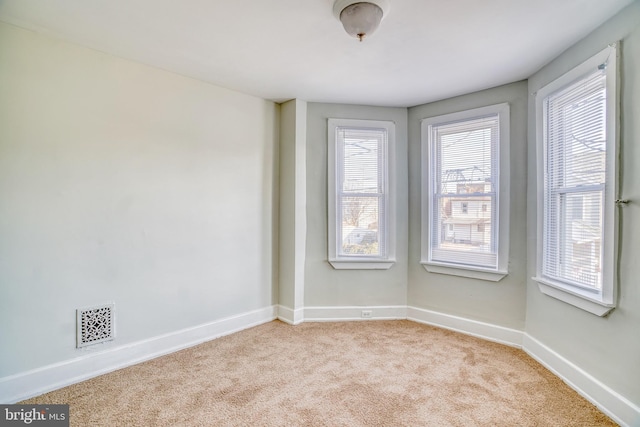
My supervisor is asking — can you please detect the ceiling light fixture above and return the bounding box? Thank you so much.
[333,0,390,42]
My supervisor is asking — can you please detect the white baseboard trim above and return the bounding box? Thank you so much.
[277,305,304,325]
[406,306,524,348]
[0,305,277,404]
[2,303,635,426]
[522,334,640,427]
[304,305,407,322]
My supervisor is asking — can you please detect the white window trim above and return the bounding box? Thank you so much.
[327,118,396,270]
[533,44,619,316]
[420,103,510,282]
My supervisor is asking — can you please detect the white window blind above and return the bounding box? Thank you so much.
[427,115,500,269]
[542,68,607,290]
[534,44,618,315]
[328,118,395,269]
[336,126,387,257]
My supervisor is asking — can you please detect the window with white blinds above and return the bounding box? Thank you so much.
[328,119,396,269]
[534,44,618,315]
[421,104,510,281]
[543,70,606,290]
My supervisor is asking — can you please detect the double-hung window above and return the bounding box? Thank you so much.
[534,45,618,316]
[328,119,395,269]
[421,104,510,281]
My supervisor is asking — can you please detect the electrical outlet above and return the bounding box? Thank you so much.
[361,310,372,318]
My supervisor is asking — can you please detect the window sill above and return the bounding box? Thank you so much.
[421,262,507,282]
[329,259,395,270]
[532,277,615,317]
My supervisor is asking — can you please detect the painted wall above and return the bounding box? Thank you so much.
[407,82,529,330]
[0,22,278,377]
[525,2,640,405]
[278,99,306,315]
[304,103,408,307]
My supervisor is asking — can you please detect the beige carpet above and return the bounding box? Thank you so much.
[22,320,616,426]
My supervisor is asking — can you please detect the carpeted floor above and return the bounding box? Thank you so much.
[22,320,616,426]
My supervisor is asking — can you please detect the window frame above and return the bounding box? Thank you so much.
[533,44,618,316]
[421,103,510,281]
[327,118,396,270]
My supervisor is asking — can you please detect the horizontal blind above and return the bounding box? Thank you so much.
[429,115,499,268]
[337,127,387,257]
[543,69,606,290]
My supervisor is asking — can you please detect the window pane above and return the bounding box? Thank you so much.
[543,69,606,290]
[565,192,602,288]
[340,196,381,256]
[547,71,606,189]
[430,115,499,269]
[335,125,387,259]
[341,129,384,194]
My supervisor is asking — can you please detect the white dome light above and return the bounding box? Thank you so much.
[333,0,390,42]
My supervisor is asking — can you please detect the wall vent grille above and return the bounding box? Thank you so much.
[76,303,115,348]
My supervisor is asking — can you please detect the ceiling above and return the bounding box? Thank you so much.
[0,0,634,107]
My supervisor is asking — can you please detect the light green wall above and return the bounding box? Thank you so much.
[304,103,408,307]
[407,81,529,330]
[0,22,279,376]
[525,1,640,405]
[278,101,296,309]
[278,99,306,312]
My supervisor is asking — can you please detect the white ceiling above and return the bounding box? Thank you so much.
[0,0,634,107]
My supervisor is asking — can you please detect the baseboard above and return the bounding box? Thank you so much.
[406,306,524,348]
[3,304,636,426]
[0,305,277,404]
[277,305,304,325]
[522,334,640,427]
[304,305,407,321]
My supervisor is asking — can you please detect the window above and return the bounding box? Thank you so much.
[421,103,510,281]
[328,119,395,269]
[534,44,618,316]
